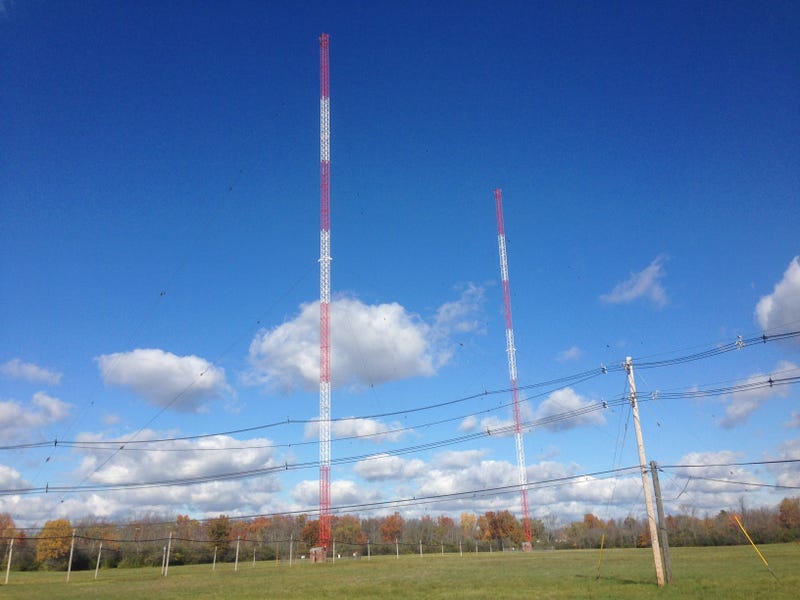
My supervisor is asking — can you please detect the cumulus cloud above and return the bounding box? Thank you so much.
[755,256,800,336]
[719,361,797,428]
[354,454,427,481]
[769,438,800,488]
[418,458,519,498]
[51,442,283,521]
[478,401,534,437]
[600,255,668,307]
[384,457,616,521]
[556,346,583,362]
[667,450,761,510]
[57,430,288,518]
[432,284,485,337]
[0,358,62,385]
[247,288,483,392]
[291,479,382,507]
[458,415,478,432]
[433,450,488,469]
[96,348,230,412]
[0,391,71,441]
[0,464,29,492]
[533,388,606,431]
[304,417,409,443]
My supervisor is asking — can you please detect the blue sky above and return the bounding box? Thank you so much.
[1,1,798,530]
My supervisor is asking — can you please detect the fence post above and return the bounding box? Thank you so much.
[95,542,103,579]
[4,539,13,584]
[66,530,76,582]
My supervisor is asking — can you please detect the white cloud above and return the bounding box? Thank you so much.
[667,450,761,511]
[433,450,488,469]
[533,388,606,431]
[40,430,288,520]
[0,391,71,440]
[755,256,800,336]
[433,284,485,336]
[304,417,409,443]
[418,458,518,498]
[769,438,800,488]
[75,431,280,485]
[0,358,62,385]
[102,413,122,425]
[247,289,483,392]
[478,400,534,437]
[354,454,427,481]
[0,464,29,491]
[291,478,382,507]
[458,415,477,432]
[600,255,668,307]
[556,346,583,362]
[719,361,797,428]
[96,348,230,413]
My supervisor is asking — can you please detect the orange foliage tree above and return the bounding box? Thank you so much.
[36,519,73,565]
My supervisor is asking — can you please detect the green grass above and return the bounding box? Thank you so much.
[2,544,798,599]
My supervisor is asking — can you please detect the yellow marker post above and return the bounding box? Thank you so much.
[595,534,606,580]
[733,514,779,582]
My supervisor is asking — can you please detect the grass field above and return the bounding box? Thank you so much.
[2,544,798,599]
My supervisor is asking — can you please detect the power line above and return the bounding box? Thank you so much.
[3,371,796,454]
[6,458,797,537]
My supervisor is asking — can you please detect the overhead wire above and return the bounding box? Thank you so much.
[6,379,796,497]
[3,370,795,454]
[5,330,797,513]
[6,458,797,536]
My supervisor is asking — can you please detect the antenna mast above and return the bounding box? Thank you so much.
[318,32,332,552]
[493,188,532,546]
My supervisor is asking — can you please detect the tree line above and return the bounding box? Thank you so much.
[1,497,797,571]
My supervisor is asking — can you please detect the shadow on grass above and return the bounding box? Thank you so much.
[574,574,651,586]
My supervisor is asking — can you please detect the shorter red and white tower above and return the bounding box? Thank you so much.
[493,188,532,545]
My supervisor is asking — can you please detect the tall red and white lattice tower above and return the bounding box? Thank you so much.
[318,32,332,551]
[493,189,532,545]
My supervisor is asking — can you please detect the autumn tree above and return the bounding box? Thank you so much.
[206,515,232,559]
[379,512,404,542]
[435,516,457,544]
[0,513,27,558]
[476,514,490,541]
[36,519,73,568]
[460,513,477,540]
[333,515,367,546]
[169,514,203,565]
[360,517,382,544]
[778,497,800,539]
[301,519,320,548]
[416,515,435,544]
[485,510,524,546]
[0,513,23,543]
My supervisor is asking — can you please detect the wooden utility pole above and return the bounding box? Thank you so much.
[651,461,673,583]
[625,357,665,587]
